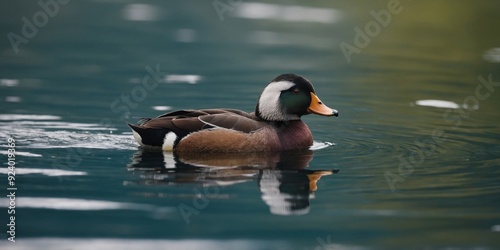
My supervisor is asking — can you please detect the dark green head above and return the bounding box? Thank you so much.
[255,73,338,121]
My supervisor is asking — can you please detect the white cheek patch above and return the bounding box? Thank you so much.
[132,130,145,147]
[258,81,296,121]
[162,132,177,151]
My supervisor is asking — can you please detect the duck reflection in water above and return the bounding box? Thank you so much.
[127,149,338,215]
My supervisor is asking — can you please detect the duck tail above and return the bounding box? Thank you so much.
[127,123,171,149]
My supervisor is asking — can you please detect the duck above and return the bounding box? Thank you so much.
[128,73,338,153]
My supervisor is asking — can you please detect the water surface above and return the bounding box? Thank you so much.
[1,1,500,249]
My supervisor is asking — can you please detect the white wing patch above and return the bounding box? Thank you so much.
[162,132,177,151]
[132,130,145,147]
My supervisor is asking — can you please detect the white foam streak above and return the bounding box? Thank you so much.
[0,168,86,176]
[122,4,161,21]
[0,114,61,120]
[234,3,342,24]
[165,74,201,84]
[415,99,478,110]
[0,151,42,157]
[310,141,334,151]
[0,197,153,211]
[0,238,295,250]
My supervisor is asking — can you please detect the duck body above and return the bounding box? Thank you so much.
[129,109,313,153]
[128,74,338,153]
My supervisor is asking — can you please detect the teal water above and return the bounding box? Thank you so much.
[1,1,500,249]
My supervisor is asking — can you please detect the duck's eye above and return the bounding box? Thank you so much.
[293,88,300,94]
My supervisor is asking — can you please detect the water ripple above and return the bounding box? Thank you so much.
[0,114,136,150]
[310,140,335,151]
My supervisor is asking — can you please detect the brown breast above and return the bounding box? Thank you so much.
[275,121,313,151]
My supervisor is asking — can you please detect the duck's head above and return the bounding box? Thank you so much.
[255,73,339,122]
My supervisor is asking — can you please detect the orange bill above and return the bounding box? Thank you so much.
[307,92,339,117]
